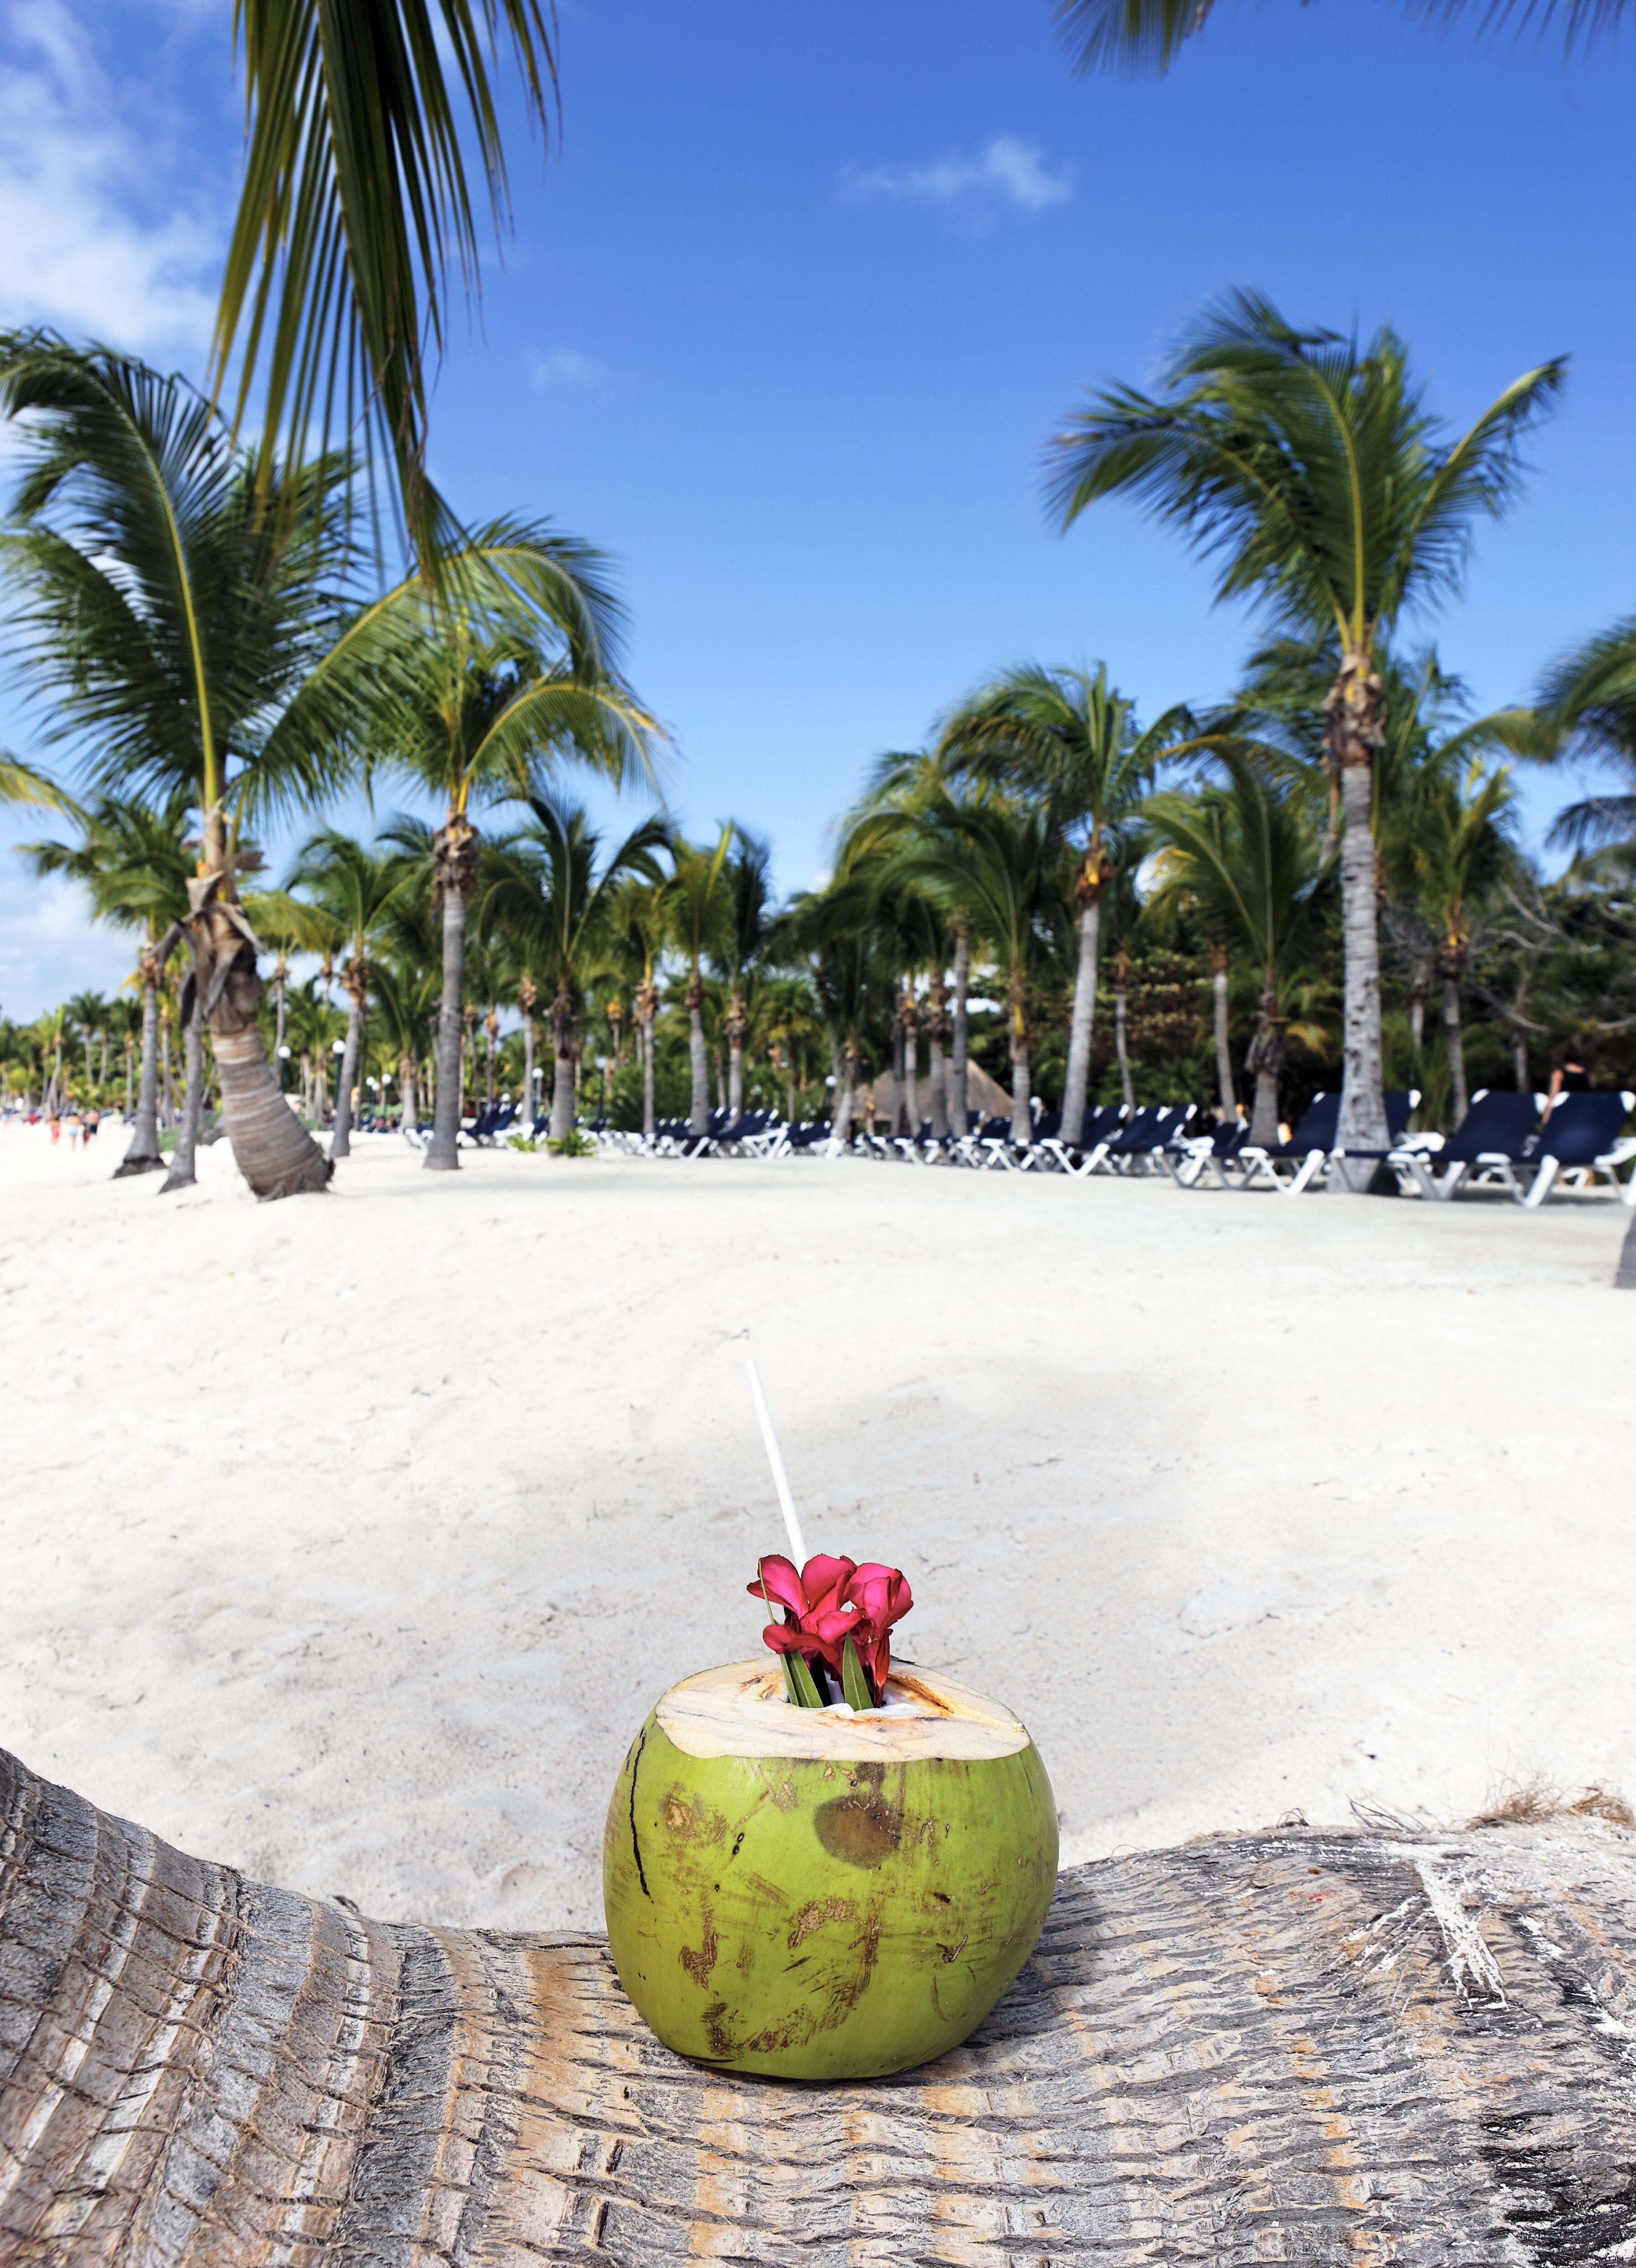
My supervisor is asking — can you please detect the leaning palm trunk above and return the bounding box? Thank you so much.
[161,972,205,1193]
[686,976,709,1136]
[1328,660,1389,1181]
[1441,970,1469,1127]
[114,944,172,1178]
[184,813,330,1201]
[426,817,477,1174]
[1211,947,1236,1120]
[1060,892,1102,1146]
[949,930,971,1133]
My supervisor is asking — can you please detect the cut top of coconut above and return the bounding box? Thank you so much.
[657,1659,1033,1764]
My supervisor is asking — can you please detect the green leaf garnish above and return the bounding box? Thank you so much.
[840,1634,875,1713]
[785,1651,826,1708]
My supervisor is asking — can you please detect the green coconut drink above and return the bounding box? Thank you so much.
[602,1657,1057,2080]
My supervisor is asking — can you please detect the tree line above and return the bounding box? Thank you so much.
[3,296,1635,1193]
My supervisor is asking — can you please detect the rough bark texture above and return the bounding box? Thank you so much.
[7,1748,1636,2264]
[1060,896,1101,1151]
[426,820,478,1175]
[1328,659,1390,1177]
[1443,973,1469,1127]
[687,986,708,1137]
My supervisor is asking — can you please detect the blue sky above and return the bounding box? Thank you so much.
[0,0,1631,1015]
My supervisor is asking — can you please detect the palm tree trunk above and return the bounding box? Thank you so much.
[950,931,971,1133]
[687,979,709,1135]
[399,1053,418,1131]
[1243,989,1285,1148]
[331,1000,362,1160]
[927,1034,947,1140]
[123,1044,133,1117]
[1060,899,1101,1147]
[833,1041,859,1147]
[549,989,578,1141]
[1211,950,1236,1120]
[1114,980,1134,1112]
[98,1030,108,1090]
[1443,977,1468,1127]
[115,958,168,1178]
[1009,1046,1031,1144]
[1330,673,1390,1178]
[1008,967,1031,1144]
[550,1048,576,1139]
[642,1016,656,1140]
[161,971,205,1193]
[902,1017,920,1135]
[1514,1030,1531,1095]
[426,870,469,1174]
[890,1010,906,1135]
[729,1041,744,1119]
[522,1012,536,1131]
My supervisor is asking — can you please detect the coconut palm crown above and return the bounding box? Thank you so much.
[1044,288,1564,1168]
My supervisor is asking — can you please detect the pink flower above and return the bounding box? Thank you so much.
[747,1553,913,1704]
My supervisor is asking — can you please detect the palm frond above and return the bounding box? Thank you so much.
[216,0,558,566]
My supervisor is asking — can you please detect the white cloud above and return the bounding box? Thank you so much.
[844,136,1072,217]
[0,0,222,354]
[0,870,136,1021]
[528,347,604,391]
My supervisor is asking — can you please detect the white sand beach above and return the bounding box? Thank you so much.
[1,1124,1631,1930]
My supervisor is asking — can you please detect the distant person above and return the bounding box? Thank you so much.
[47,1113,60,1146]
[1543,1052,1592,1121]
[83,1107,99,1146]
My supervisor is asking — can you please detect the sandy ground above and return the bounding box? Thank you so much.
[1,1120,1631,1931]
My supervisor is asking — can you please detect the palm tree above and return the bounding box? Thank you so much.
[717,829,772,1120]
[1144,763,1327,1144]
[18,792,193,1175]
[284,829,417,1158]
[1390,757,1517,1124]
[1053,0,1628,73]
[938,662,1198,1142]
[667,828,735,1136]
[0,335,404,1198]
[371,954,440,1132]
[884,797,1065,1144]
[370,588,659,1171]
[1046,289,1563,1180]
[476,797,666,1139]
[609,875,670,1140]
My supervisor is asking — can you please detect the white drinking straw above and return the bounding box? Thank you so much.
[745,1359,808,1568]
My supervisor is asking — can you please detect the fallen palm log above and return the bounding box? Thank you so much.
[4,1746,1636,2264]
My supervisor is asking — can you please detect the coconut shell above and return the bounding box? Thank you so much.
[602,1659,1057,2079]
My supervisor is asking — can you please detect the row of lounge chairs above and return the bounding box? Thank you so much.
[581,1088,1636,1205]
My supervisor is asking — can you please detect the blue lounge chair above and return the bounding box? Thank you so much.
[1237,1093,1341,1194]
[1505,1090,1636,1208]
[1387,1089,1540,1201]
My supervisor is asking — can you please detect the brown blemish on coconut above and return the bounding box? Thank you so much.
[815,1794,902,1869]
[786,1896,855,1950]
[680,1910,720,1988]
